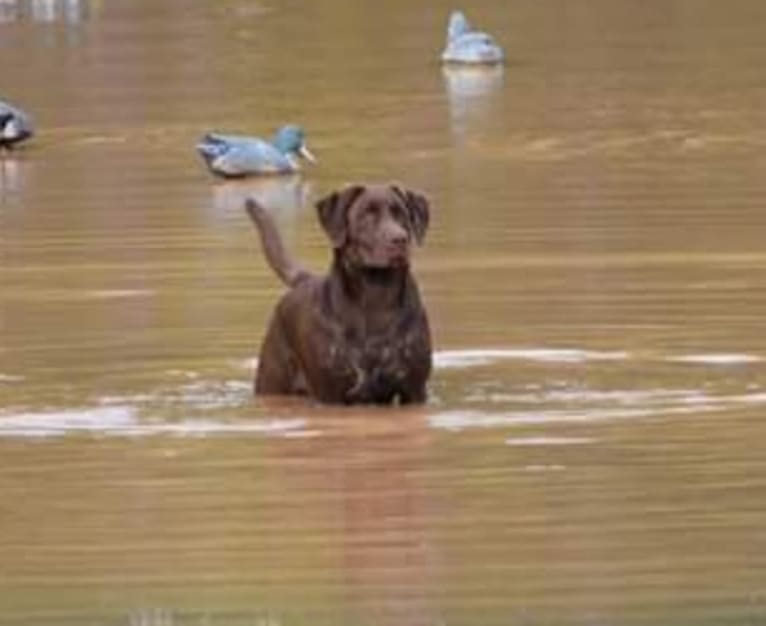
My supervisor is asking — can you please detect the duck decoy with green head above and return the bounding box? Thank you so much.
[0,100,34,149]
[196,124,316,178]
[441,10,504,65]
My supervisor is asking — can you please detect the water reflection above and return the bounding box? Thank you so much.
[209,177,312,217]
[206,177,313,249]
[127,608,282,626]
[0,154,30,202]
[442,65,504,141]
[128,608,174,626]
[0,0,94,23]
[271,409,438,626]
[0,0,16,23]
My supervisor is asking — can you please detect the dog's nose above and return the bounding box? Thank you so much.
[389,232,408,248]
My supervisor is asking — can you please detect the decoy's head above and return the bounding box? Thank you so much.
[273,125,316,164]
[447,10,471,41]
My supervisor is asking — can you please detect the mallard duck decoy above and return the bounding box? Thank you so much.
[196,124,316,178]
[0,100,34,149]
[441,10,504,65]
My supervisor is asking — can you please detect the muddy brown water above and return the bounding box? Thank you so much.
[2,1,766,624]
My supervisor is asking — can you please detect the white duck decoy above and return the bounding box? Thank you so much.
[0,99,34,149]
[441,10,504,65]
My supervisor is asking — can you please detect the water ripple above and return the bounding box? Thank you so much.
[505,436,596,446]
[0,406,308,439]
[429,391,766,432]
[435,348,630,369]
[434,348,763,369]
[668,353,763,365]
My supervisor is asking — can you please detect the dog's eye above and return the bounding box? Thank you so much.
[389,204,408,225]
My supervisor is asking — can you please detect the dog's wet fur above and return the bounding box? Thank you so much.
[245,184,432,405]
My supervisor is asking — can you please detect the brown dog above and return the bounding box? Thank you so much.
[245,184,432,404]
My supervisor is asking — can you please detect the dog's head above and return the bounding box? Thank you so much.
[316,184,430,269]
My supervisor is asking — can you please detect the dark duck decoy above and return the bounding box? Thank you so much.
[0,100,34,149]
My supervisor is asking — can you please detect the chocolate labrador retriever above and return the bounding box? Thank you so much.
[244,184,432,404]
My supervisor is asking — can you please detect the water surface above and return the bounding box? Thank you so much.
[2,1,766,624]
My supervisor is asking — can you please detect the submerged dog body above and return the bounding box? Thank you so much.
[245,184,432,404]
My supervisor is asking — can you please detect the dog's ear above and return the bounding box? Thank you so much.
[316,185,366,248]
[393,186,430,245]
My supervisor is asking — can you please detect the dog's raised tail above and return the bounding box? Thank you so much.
[245,197,309,288]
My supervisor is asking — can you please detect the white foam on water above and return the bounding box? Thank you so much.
[171,379,253,410]
[680,391,766,407]
[505,436,595,447]
[434,348,630,369]
[163,370,201,380]
[523,464,567,472]
[0,406,308,439]
[0,406,137,437]
[0,374,25,383]
[129,418,309,438]
[429,408,653,431]
[85,289,155,299]
[98,379,252,411]
[468,387,703,406]
[435,347,763,370]
[668,353,763,365]
[428,389,766,432]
